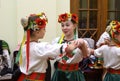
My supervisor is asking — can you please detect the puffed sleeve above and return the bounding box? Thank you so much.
[116,48,120,56]
[96,32,110,47]
[94,45,105,57]
[34,42,67,59]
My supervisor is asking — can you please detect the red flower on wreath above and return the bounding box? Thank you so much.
[114,24,120,33]
[35,18,46,28]
[71,14,78,23]
[58,13,78,23]
[58,13,68,23]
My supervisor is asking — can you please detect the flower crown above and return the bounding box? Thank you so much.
[107,20,120,38]
[106,20,120,33]
[58,13,78,23]
[21,12,48,31]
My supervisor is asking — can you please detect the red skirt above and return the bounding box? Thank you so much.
[17,72,46,81]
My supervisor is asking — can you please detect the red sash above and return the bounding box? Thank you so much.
[17,72,46,81]
[107,68,120,74]
[58,62,79,71]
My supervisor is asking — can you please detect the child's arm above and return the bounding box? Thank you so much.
[76,38,89,58]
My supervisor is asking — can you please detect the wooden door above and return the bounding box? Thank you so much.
[70,0,120,42]
[107,0,120,21]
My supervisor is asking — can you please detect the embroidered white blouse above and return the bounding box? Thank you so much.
[96,32,110,47]
[19,42,67,75]
[94,45,120,70]
[51,37,89,64]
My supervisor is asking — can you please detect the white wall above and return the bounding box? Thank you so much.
[16,0,70,77]
[0,0,70,52]
[0,0,70,58]
[17,0,57,43]
[0,0,70,78]
[17,0,70,43]
[0,0,17,53]
[0,0,70,53]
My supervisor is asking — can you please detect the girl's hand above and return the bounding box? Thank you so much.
[66,41,79,53]
[76,38,89,58]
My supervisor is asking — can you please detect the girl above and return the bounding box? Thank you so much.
[17,12,79,81]
[93,20,120,81]
[51,13,89,81]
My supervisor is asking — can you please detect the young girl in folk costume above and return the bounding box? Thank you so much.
[17,12,80,81]
[51,13,89,81]
[95,20,113,80]
[92,20,120,81]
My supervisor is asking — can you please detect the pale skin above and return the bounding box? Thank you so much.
[61,20,88,58]
[61,20,76,41]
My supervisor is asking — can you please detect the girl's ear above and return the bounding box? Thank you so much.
[36,29,41,33]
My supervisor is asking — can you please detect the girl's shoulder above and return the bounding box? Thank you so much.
[51,37,61,44]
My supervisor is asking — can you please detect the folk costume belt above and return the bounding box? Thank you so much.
[18,72,46,81]
[107,68,120,74]
[58,62,79,71]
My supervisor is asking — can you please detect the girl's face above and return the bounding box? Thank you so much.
[61,20,76,37]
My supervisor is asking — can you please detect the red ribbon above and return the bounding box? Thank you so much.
[26,30,30,72]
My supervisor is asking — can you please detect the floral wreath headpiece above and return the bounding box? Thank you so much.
[19,12,48,72]
[106,20,120,38]
[106,20,120,46]
[58,13,79,45]
[21,12,48,31]
[58,13,78,23]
